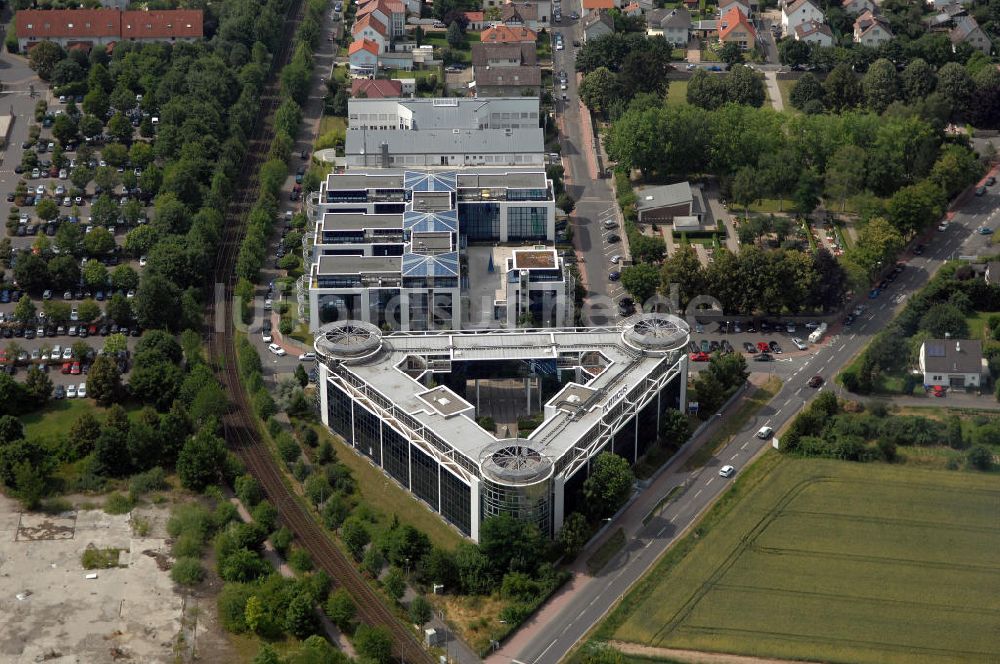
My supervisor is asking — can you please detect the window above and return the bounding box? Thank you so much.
[508,206,547,241]
[459,202,500,240]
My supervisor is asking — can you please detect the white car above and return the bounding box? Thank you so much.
[139,255,148,267]
[756,426,774,439]
[263,298,273,310]
[66,384,77,398]
[51,345,62,359]
[35,185,45,196]
[719,465,735,478]
[78,382,87,398]
[937,222,948,232]
[267,343,286,356]
[791,337,807,350]
[62,348,73,359]
[70,307,79,321]
[262,330,273,343]
[298,352,316,361]
[610,255,622,264]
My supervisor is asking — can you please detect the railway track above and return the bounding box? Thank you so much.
[203,7,433,663]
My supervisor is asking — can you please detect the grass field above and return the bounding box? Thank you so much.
[666,80,689,107]
[604,455,1000,664]
[22,399,142,440]
[776,78,796,112]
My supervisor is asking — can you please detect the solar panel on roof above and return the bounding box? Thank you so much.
[404,171,457,192]
[926,343,946,357]
[402,252,459,278]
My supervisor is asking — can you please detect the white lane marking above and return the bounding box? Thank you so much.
[730,453,739,460]
[536,638,559,663]
[838,343,846,351]
[795,387,802,396]
[706,477,715,485]
[850,334,856,340]
[657,525,667,536]
[775,408,782,416]
[694,489,702,498]
[645,539,654,549]
[741,441,749,450]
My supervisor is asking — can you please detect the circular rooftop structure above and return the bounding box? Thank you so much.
[314,320,384,363]
[479,439,554,487]
[622,312,690,354]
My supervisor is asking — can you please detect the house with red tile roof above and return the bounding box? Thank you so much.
[348,38,380,75]
[464,11,486,30]
[15,8,202,51]
[351,78,404,98]
[582,0,616,9]
[480,24,537,43]
[352,13,389,51]
[718,6,756,49]
[357,0,406,37]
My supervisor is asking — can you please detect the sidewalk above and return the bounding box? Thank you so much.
[489,374,771,663]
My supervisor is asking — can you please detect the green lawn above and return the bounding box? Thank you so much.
[965,311,993,341]
[303,422,464,552]
[776,78,797,113]
[666,80,689,107]
[317,115,346,139]
[22,399,142,440]
[602,454,1000,664]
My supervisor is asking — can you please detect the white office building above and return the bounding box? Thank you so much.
[314,314,690,540]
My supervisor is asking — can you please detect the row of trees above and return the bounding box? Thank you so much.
[789,58,1000,127]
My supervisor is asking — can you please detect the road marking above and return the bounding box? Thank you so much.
[657,525,667,537]
[741,441,749,450]
[536,638,559,662]
[839,343,847,351]
[795,387,802,396]
[775,408,782,416]
[693,489,702,498]
[577,609,586,620]
[730,453,739,460]
[706,477,714,485]
[644,539,654,549]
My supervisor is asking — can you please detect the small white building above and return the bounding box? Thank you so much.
[918,339,984,389]
[853,9,893,46]
[794,19,834,46]
[781,0,824,37]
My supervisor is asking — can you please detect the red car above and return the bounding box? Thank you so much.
[70,361,81,375]
[689,352,710,362]
[88,324,98,335]
[757,341,770,353]
[61,362,72,374]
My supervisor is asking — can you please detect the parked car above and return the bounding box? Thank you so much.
[791,337,807,350]
[298,352,316,361]
[66,384,77,398]
[268,343,286,356]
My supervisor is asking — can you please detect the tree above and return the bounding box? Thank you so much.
[106,293,133,325]
[88,355,123,405]
[726,65,765,108]
[824,63,861,112]
[918,303,968,338]
[901,58,936,102]
[78,299,102,323]
[28,41,64,80]
[620,263,659,305]
[354,625,393,664]
[478,513,544,577]
[93,426,131,477]
[731,166,762,218]
[660,244,705,307]
[930,144,982,199]
[719,41,743,68]
[446,21,464,48]
[824,145,867,211]
[110,265,139,292]
[177,428,226,491]
[687,69,728,110]
[70,412,102,458]
[14,252,50,294]
[341,517,370,561]
[409,595,433,626]
[579,67,621,118]
[789,73,824,111]
[36,198,59,223]
[52,113,78,146]
[13,295,36,323]
[23,365,53,404]
[557,511,590,557]
[937,62,974,119]
[284,592,317,639]
[0,416,24,446]
[107,113,132,145]
[659,408,691,446]
[325,589,356,631]
[583,452,634,518]
[792,168,822,215]
[967,445,993,471]
[383,566,406,601]
[252,644,280,664]
[55,223,84,257]
[886,181,944,236]
[84,227,115,255]
[82,260,109,288]
[134,274,182,331]
[863,58,900,113]
[778,38,811,66]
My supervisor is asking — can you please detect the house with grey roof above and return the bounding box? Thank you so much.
[346,128,545,168]
[582,10,615,42]
[635,182,706,225]
[951,16,992,54]
[919,339,984,388]
[646,6,691,45]
[474,66,542,97]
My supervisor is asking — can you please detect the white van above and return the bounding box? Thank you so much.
[808,323,827,344]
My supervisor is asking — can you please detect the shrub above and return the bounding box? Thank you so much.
[104,493,134,515]
[289,546,314,573]
[218,583,254,633]
[277,433,300,463]
[81,545,122,569]
[171,557,205,586]
[271,526,293,555]
[129,467,167,497]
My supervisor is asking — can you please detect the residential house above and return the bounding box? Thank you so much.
[474,66,542,96]
[464,11,487,30]
[481,0,551,20]
[348,38,380,75]
[841,0,876,14]
[352,13,389,51]
[853,9,893,46]
[683,0,699,9]
[646,7,691,46]
[692,19,718,37]
[15,8,203,51]
[582,10,615,42]
[471,41,538,68]
[481,24,537,43]
[718,7,756,50]
[951,16,992,54]
[501,2,541,29]
[582,0,617,10]
[623,2,643,17]
[781,0,824,36]
[918,339,983,388]
[351,78,404,98]
[719,0,751,17]
[357,0,405,38]
[794,19,834,46]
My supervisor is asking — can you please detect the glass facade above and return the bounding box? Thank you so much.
[369,288,401,330]
[459,202,500,240]
[326,382,353,444]
[318,294,361,324]
[411,446,440,511]
[433,293,453,328]
[507,206,548,241]
[409,292,429,331]
[440,469,471,536]
[382,425,410,488]
[481,477,552,536]
[355,402,382,464]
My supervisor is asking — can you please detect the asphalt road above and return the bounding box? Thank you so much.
[550,12,622,326]
[503,176,1000,664]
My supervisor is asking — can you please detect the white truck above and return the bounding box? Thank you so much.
[808,322,828,344]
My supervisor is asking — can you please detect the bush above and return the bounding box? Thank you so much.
[218,583,254,633]
[277,433,300,463]
[129,467,167,497]
[271,526,293,555]
[81,545,122,569]
[967,445,994,470]
[289,546,314,573]
[171,557,205,586]
[104,493,134,515]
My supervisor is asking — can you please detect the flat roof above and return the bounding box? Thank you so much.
[456,172,547,189]
[635,182,693,211]
[513,249,557,269]
[346,128,545,155]
[322,213,402,231]
[411,190,453,212]
[317,254,401,275]
[323,320,688,469]
[325,168,550,193]
[348,97,540,131]
[416,385,475,417]
[411,232,453,252]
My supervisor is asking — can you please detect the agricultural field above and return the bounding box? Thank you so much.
[605,455,1000,664]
